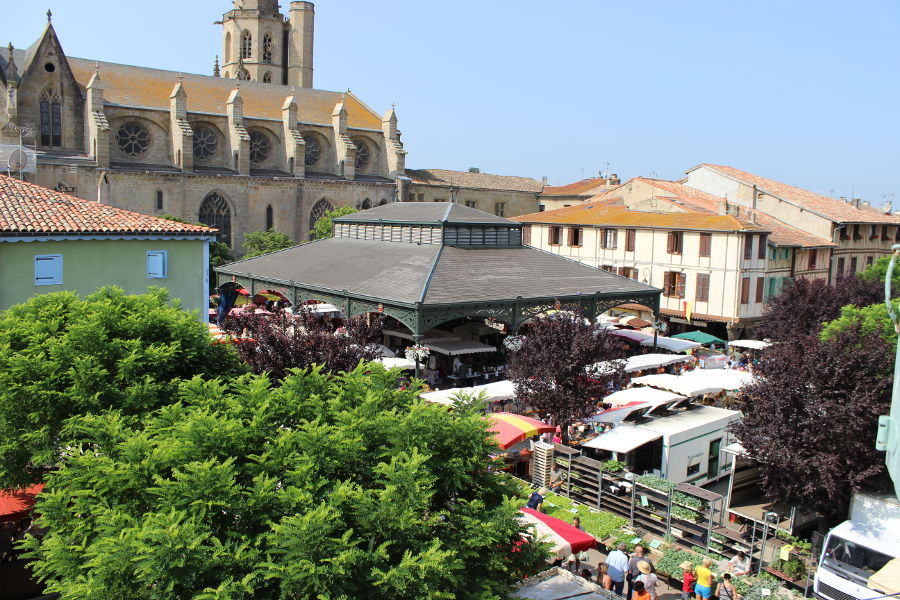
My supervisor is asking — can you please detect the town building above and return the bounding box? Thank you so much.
[538,174,621,212]
[0,174,215,316]
[684,164,900,282]
[514,178,774,339]
[403,169,543,217]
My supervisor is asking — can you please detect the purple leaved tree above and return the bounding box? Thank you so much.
[223,307,384,381]
[732,323,892,525]
[506,309,627,443]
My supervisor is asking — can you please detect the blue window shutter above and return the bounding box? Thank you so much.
[34,255,63,285]
[147,251,167,278]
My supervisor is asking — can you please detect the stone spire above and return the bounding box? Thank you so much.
[46,8,52,23]
[5,43,17,81]
[213,55,220,77]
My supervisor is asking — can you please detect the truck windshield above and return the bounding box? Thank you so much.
[823,535,893,580]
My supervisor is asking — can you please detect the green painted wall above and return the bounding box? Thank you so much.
[0,238,208,317]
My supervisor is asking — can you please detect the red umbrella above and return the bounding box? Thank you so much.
[519,507,597,559]
[489,413,555,449]
[0,484,43,521]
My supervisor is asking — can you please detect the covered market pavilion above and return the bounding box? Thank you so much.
[214,203,661,344]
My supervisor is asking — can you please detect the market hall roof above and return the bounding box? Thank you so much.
[5,48,383,130]
[215,203,661,335]
[0,175,215,238]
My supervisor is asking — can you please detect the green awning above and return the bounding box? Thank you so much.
[671,330,726,345]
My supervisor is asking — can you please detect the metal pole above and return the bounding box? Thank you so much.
[879,246,900,499]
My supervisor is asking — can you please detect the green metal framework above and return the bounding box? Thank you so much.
[217,270,661,340]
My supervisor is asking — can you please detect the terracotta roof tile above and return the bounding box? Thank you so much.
[404,169,543,193]
[0,175,215,236]
[694,164,900,224]
[513,203,765,232]
[541,177,619,196]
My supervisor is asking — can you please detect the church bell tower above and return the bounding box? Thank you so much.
[220,0,314,88]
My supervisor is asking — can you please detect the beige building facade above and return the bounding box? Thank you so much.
[514,184,771,339]
[403,169,543,218]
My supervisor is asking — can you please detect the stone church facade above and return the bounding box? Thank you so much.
[0,1,406,251]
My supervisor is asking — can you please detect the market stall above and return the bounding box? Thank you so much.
[632,369,756,397]
[603,387,686,407]
[421,380,515,406]
[376,357,417,370]
[728,339,771,351]
[590,353,691,375]
[0,484,43,522]
[672,330,726,346]
[490,413,555,449]
[518,507,597,560]
[641,335,700,353]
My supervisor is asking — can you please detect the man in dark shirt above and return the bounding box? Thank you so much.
[525,487,548,512]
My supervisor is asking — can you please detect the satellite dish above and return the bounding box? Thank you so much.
[7,149,28,172]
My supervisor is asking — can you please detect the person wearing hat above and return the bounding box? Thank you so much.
[525,487,548,512]
[627,545,655,599]
[637,560,658,600]
[680,561,696,600]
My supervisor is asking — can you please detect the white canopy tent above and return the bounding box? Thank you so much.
[610,329,654,343]
[376,356,416,370]
[640,335,700,353]
[631,369,756,397]
[728,339,771,350]
[421,379,516,406]
[581,425,662,453]
[590,353,691,375]
[603,387,686,407]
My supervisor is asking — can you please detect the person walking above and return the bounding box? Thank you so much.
[606,542,629,596]
[637,560,659,600]
[566,517,589,572]
[627,544,655,599]
[680,560,696,600]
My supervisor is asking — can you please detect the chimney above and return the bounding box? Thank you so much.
[718,201,727,216]
[852,198,861,208]
[839,196,848,202]
[862,200,870,208]
[609,173,620,185]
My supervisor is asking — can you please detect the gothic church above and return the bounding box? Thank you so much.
[0,1,407,249]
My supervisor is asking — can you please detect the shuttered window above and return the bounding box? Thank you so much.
[663,271,685,298]
[755,276,764,303]
[699,233,711,258]
[758,235,767,259]
[34,254,63,285]
[695,273,710,302]
[147,251,168,279]
[568,227,583,247]
[625,229,636,252]
[740,278,750,304]
[667,231,683,255]
[744,235,753,260]
[549,226,562,245]
[850,257,858,274]
[808,249,817,270]
[522,225,531,245]
[601,229,617,249]
[675,273,686,298]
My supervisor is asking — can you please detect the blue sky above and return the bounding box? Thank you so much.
[7,1,899,204]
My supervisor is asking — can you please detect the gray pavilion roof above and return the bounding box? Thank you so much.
[334,202,517,226]
[218,237,658,307]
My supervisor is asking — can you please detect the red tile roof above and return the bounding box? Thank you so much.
[542,177,618,196]
[0,175,215,236]
[405,169,544,193]
[513,203,765,233]
[692,164,900,224]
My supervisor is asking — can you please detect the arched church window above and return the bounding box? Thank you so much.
[224,32,231,62]
[302,134,320,166]
[39,88,62,147]
[241,31,252,59]
[262,33,273,63]
[262,71,272,83]
[193,126,218,160]
[115,121,150,157]
[199,192,232,247]
[249,130,271,164]
[354,140,369,169]
[266,204,274,231]
[309,198,333,232]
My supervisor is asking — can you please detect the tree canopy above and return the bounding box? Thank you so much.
[222,309,384,380]
[0,287,246,488]
[241,229,294,258]
[859,255,900,295]
[24,367,548,599]
[755,276,882,343]
[312,206,358,240]
[733,325,892,523]
[506,310,626,442]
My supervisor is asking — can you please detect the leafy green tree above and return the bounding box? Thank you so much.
[0,287,246,488]
[820,301,898,348]
[24,367,548,599]
[859,255,900,296]
[241,229,294,258]
[312,206,358,240]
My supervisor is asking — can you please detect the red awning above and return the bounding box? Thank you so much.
[0,484,43,521]
[520,507,597,558]
[489,413,556,449]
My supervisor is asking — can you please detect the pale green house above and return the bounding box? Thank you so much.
[0,174,216,319]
